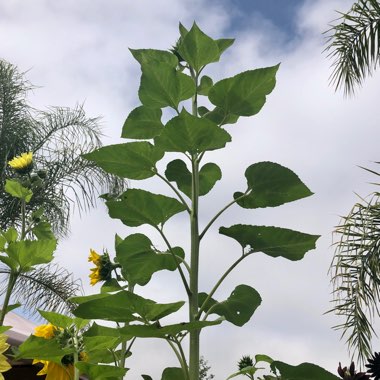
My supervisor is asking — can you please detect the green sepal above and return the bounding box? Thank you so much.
[154,109,231,153]
[162,367,185,380]
[4,179,33,202]
[271,361,340,380]
[73,290,185,323]
[165,159,222,198]
[106,189,187,227]
[75,362,128,380]
[199,285,261,326]
[83,142,164,180]
[138,62,195,109]
[116,233,184,286]
[119,319,222,338]
[122,106,164,139]
[219,225,320,261]
[198,75,213,96]
[234,162,313,208]
[130,48,178,68]
[177,22,220,71]
[208,64,280,117]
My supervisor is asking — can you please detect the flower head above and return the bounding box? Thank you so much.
[0,335,11,379]
[8,152,33,174]
[33,359,74,380]
[338,362,370,380]
[366,352,380,380]
[34,324,57,339]
[238,355,254,370]
[88,249,113,286]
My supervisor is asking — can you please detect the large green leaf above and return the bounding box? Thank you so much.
[208,65,279,117]
[138,63,195,109]
[130,49,178,68]
[83,142,164,180]
[271,361,340,380]
[106,189,187,227]
[219,225,319,261]
[116,233,184,286]
[119,319,222,338]
[162,367,185,380]
[83,336,119,353]
[122,106,164,139]
[199,285,261,326]
[17,335,74,360]
[177,22,220,71]
[154,109,231,153]
[235,162,313,208]
[73,290,185,322]
[76,362,128,380]
[4,179,33,202]
[165,159,222,198]
[38,310,74,329]
[6,238,56,269]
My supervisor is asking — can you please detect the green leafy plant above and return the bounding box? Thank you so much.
[18,23,320,380]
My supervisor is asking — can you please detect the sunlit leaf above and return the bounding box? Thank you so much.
[4,179,32,202]
[76,362,128,380]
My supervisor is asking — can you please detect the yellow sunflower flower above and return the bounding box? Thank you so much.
[88,248,101,265]
[34,324,57,339]
[89,267,101,286]
[8,152,33,172]
[33,359,74,380]
[88,248,114,286]
[0,335,11,380]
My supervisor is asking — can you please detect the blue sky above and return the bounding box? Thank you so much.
[1,0,380,379]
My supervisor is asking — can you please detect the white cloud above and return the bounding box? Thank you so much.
[2,0,380,378]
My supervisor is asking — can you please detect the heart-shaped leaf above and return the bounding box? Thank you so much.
[199,285,261,326]
[155,109,231,153]
[116,233,184,286]
[234,162,313,208]
[106,189,187,227]
[83,142,164,180]
[271,361,340,380]
[209,65,279,117]
[122,106,164,139]
[219,225,319,261]
[165,159,222,198]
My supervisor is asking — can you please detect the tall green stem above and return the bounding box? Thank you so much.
[0,270,17,326]
[189,67,200,380]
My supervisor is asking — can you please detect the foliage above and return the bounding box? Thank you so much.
[0,59,125,236]
[199,357,214,380]
[330,163,380,365]
[325,0,380,95]
[65,22,319,380]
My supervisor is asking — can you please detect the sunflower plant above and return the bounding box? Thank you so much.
[50,22,326,380]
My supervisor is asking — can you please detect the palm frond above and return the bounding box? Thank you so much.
[0,263,83,317]
[331,190,380,365]
[325,0,380,96]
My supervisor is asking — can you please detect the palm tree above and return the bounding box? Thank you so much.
[0,59,125,315]
[325,0,380,95]
[326,0,380,365]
